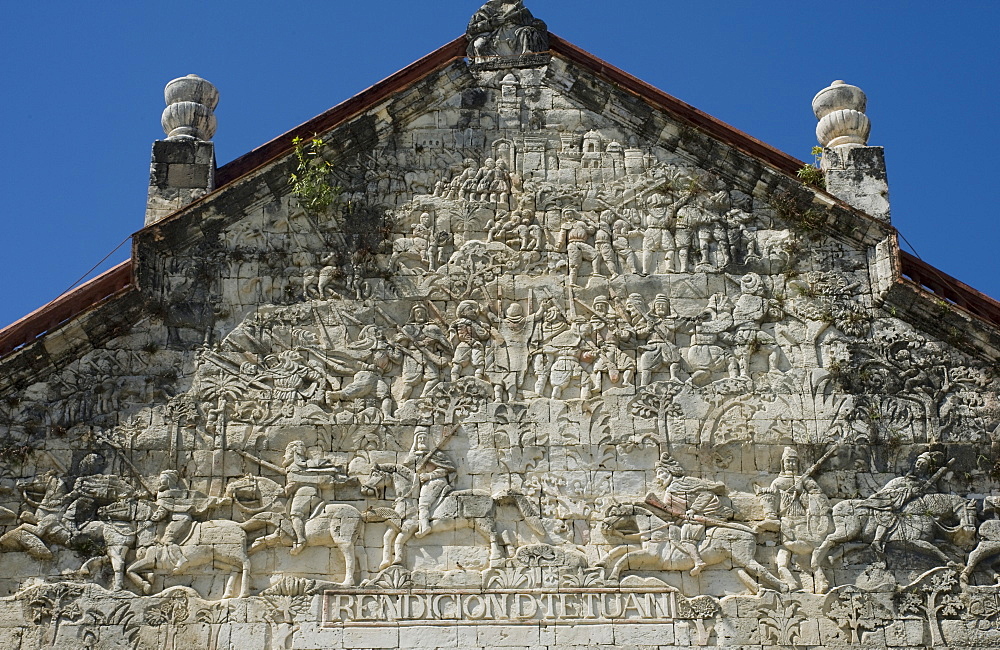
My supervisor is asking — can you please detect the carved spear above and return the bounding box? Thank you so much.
[413,425,458,473]
[790,442,842,497]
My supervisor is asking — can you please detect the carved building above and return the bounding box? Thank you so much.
[2,3,1000,649]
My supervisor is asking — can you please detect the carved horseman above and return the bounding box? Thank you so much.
[0,470,74,560]
[857,450,944,554]
[756,447,831,590]
[152,470,230,565]
[282,441,350,555]
[63,453,137,535]
[651,453,734,576]
[407,427,457,538]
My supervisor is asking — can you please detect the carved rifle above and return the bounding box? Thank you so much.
[413,425,458,474]
[199,350,273,393]
[234,449,286,475]
[788,442,842,499]
[913,459,954,500]
[644,493,755,534]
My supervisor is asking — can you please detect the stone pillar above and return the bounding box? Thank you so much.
[812,80,890,223]
[145,74,219,226]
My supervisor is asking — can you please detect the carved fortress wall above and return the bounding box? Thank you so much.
[0,4,999,649]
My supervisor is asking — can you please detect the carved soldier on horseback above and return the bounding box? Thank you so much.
[407,426,456,538]
[856,450,945,554]
[650,453,734,576]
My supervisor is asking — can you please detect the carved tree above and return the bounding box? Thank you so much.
[823,585,893,644]
[144,595,190,650]
[195,604,229,650]
[676,595,721,646]
[83,602,140,650]
[420,376,491,424]
[25,583,84,647]
[630,380,683,444]
[757,592,806,646]
[897,567,965,647]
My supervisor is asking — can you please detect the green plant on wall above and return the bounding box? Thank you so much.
[797,146,825,188]
[290,135,340,215]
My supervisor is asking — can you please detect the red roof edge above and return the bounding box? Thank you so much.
[899,251,1000,327]
[214,35,469,188]
[0,260,134,358]
[548,34,806,177]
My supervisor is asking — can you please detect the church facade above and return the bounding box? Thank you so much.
[1,3,999,648]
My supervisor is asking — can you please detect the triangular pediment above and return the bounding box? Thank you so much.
[1,5,1000,647]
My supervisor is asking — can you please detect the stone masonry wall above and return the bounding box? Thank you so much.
[0,6,999,648]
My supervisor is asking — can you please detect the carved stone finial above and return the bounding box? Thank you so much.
[812,80,870,148]
[161,74,219,141]
[467,1,549,63]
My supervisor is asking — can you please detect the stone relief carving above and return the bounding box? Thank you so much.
[2,11,1000,648]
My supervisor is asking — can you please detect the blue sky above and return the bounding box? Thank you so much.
[1,1,998,329]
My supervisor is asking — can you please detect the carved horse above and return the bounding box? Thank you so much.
[0,472,74,561]
[959,496,1000,586]
[962,517,1000,586]
[360,463,546,571]
[227,475,365,587]
[600,504,786,594]
[73,499,153,591]
[811,492,977,587]
[126,514,258,599]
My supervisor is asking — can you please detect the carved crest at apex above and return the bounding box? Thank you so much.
[467,0,550,68]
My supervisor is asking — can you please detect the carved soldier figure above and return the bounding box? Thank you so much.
[254,349,329,404]
[587,296,636,389]
[491,298,547,401]
[677,189,732,272]
[407,427,457,538]
[858,450,943,554]
[392,304,452,402]
[450,300,492,381]
[593,210,621,279]
[642,192,684,274]
[282,440,349,555]
[474,158,497,202]
[529,303,570,396]
[731,272,783,377]
[686,293,737,385]
[411,211,437,268]
[757,447,831,589]
[558,210,601,286]
[491,158,513,208]
[486,210,519,245]
[653,453,733,576]
[610,212,639,274]
[63,453,137,534]
[635,294,684,385]
[540,322,588,400]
